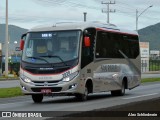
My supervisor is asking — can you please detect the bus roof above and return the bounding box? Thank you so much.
[29,21,138,36]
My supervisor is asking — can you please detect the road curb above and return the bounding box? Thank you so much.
[142,71,160,74]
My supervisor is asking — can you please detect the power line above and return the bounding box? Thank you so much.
[34,0,101,10]
[117,1,137,10]
[115,8,160,22]
[116,10,135,18]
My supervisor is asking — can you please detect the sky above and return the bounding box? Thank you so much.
[0,0,160,30]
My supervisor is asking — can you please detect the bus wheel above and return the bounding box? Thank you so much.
[121,80,125,95]
[111,81,125,96]
[75,86,88,101]
[32,94,43,103]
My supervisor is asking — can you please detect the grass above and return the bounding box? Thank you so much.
[149,64,160,71]
[0,87,23,98]
[149,60,160,71]
[141,78,160,83]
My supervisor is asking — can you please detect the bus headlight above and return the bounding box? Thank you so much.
[62,71,79,82]
[24,77,32,83]
[112,73,119,79]
[20,74,32,83]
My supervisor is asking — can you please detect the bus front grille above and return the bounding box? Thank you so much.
[25,67,69,74]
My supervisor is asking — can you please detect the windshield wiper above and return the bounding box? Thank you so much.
[39,55,69,66]
[27,57,49,63]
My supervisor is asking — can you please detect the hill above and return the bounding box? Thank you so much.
[138,22,160,50]
[0,24,28,55]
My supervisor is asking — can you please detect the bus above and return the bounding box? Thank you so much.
[19,22,141,103]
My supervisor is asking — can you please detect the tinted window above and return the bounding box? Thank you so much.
[96,31,139,59]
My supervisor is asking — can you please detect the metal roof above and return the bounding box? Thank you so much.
[28,21,138,35]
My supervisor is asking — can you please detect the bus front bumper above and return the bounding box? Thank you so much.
[19,77,84,96]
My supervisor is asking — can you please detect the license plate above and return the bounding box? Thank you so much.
[41,89,52,93]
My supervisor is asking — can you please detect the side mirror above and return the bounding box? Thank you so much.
[84,37,91,47]
[20,39,25,50]
[20,33,27,50]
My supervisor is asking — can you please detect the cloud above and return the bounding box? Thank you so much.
[32,0,80,7]
[6,7,87,28]
[0,0,159,30]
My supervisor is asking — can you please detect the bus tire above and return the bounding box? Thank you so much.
[111,80,125,96]
[32,94,43,103]
[75,86,88,101]
[120,80,126,95]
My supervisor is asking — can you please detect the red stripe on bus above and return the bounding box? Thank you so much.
[20,65,78,76]
[96,28,138,36]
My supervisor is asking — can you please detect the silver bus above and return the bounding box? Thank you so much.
[19,22,141,103]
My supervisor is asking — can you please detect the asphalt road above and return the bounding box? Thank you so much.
[0,80,19,88]
[0,73,160,88]
[0,82,160,116]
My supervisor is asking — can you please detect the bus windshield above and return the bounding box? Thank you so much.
[22,30,81,64]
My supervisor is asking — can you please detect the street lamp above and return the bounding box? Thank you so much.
[0,43,2,75]
[5,0,9,76]
[136,5,153,31]
[14,41,18,44]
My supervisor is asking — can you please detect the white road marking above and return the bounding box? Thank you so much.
[122,93,159,100]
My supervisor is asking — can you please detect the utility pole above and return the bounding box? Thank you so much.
[5,0,9,76]
[83,12,87,22]
[102,1,116,23]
